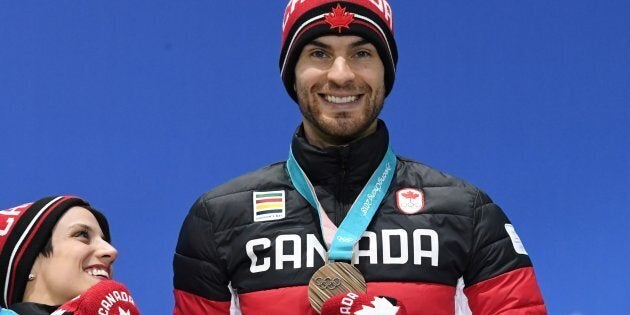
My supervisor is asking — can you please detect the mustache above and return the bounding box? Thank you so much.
[315,82,363,93]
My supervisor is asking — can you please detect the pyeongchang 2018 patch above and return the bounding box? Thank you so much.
[396,188,425,214]
[253,191,286,222]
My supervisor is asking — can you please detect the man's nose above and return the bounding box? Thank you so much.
[327,56,355,86]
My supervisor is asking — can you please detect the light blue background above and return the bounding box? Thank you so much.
[1,1,628,314]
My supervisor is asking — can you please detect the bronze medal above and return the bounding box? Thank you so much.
[308,262,366,313]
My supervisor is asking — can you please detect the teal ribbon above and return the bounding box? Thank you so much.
[287,146,396,261]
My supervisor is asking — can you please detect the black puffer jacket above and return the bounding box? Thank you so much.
[173,121,546,314]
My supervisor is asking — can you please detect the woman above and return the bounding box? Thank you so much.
[0,196,138,314]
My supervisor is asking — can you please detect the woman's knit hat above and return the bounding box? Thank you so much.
[280,0,398,103]
[0,196,110,308]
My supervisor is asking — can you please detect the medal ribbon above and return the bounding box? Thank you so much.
[287,146,396,261]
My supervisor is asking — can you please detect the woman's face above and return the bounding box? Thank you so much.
[27,206,117,305]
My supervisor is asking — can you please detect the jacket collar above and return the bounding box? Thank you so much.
[291,120,390,186]
[9,302,59,314]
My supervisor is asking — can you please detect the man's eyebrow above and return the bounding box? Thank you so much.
[350,38,371,48]
[306,39,331,49]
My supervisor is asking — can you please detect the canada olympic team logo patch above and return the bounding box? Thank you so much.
[396,188,424,214]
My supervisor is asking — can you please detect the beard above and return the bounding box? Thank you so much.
[295,82,385,146]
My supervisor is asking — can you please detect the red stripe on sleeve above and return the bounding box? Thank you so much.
[173,289,230,315]
[464,267,547,314]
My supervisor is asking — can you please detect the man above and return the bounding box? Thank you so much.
[173,0,547,314]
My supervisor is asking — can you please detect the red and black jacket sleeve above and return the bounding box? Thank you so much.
[463,191,547,314]
[173,197,231,314]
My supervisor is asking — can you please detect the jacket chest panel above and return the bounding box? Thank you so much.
[222,203,473,292]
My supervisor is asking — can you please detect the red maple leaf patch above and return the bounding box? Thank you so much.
[401,191,420,200]
[325,4,355,33]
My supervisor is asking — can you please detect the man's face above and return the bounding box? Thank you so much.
[294,35,385,147]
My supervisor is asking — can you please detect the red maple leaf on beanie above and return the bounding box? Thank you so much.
[325,4,355,32]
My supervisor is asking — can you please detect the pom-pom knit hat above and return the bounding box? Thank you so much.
[0,196,110,308]
[280,0,398,103]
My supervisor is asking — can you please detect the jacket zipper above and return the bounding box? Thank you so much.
[335,151,349,225]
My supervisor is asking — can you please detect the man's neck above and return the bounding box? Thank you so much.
[303,121,378,148]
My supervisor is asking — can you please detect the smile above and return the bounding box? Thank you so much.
[85,266,110,279]
[324,94,360,104]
